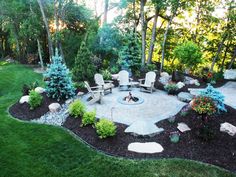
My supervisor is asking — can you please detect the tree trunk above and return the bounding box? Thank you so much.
[160,15,174,72]
[220,41,230,72]
[37,0,53,61]
[210,34,227,71]
[37,39,44,69]
[147,8,159,64]
[160,0,179,72]
[133,0,136,33]
[54,0,59,49]
[140,0,146,67]
[103,0,109,25]
[228,47,236,69]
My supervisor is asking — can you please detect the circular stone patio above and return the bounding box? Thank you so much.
[81,88,187,126]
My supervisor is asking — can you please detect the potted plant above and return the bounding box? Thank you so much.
[169,131,180,143]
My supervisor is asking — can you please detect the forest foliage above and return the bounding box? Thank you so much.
[0,0,235,79]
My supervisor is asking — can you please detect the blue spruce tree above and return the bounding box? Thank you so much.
[44,48,75,100]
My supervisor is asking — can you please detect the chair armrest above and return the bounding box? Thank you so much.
[139,78,145,84]
[104,80,113,83]
[90,86,103,90]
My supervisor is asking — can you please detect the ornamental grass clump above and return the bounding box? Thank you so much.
[82,111,96,126]
[29,90,43,110]
[69,100,85,118]
[95,118,116,139]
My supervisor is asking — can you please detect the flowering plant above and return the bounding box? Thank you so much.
[191,96,216,115]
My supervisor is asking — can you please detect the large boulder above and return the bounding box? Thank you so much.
[224,69,236,80]
[177,92,194,103]
[48,103,61,112]
[159,72,171,85]
[176,82,185,89]
[19,95,30,104]
[220,122,236,136]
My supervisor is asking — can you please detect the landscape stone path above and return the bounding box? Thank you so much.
[189,81,236,109]
[82,88,187,126]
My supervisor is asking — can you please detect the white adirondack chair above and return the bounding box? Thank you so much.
[139,71,156,93]
[84,81,103,104]
[118,70,132,90]
[94,73,114,94]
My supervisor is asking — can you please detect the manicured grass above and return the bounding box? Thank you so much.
[0,63,235,177]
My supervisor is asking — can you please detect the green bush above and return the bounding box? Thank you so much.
[95,118,116,139]
[29,90,43,110]
[101,69,112,80]
[164,84,179,94]
[174,41,202,69]
[110,66,119,74]
[82,111,96,126]
[69,100,86,118]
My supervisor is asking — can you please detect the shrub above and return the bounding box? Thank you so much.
[82,111,96,126]
[69,100,86,118]
[44,48,75,101]
[101,69,112,80]
[72,42,96,82]
[73,82,85,90]
[173,41,202,69]
[191,96,216,115]
[29,90,43,110]
[22,81,39,95]
[200,84,226,112]
[164,84,179,94]
[110,66,119,74]
[95,118,116,139]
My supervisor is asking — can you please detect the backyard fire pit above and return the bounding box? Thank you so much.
[117,92,144,105]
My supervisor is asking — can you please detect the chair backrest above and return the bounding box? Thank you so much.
[94,73,105,86]
[118,70,129,85]
[144,71,156,86]
[84,81,95,98]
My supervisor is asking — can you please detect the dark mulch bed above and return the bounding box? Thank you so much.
[63,105,236,172]
[9,93,65,120]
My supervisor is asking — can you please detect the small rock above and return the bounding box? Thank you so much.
[19,95,30,104]
[224,69,236,80]
[35,87,45,94]
[220,122,236,136]
[112,74,119,80]
[125,120,164,136]
[128,142,164,153]
[176,82,185,89]
[48,103,61,112]
[160,72,169,77]
[177,92,193,103]
[65,99,73,104]
[177,122,191,132]
[77,92,84,96]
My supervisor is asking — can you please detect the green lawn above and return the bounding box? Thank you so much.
[0,62,235,177]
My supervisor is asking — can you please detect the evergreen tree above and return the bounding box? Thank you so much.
[72,42,96,81]
[44,48,75,100]
[118,32,141,74]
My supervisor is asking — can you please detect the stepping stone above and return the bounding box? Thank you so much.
[176,82,185,89]
[224,69,236,80]
[177,122,191,132]
[125,120,164,136]
[48,103,61,112]
[177,92,193,103]
[128,142,164,153]
[35,87,45,94]
[220,122,236,136]
[19,95,30,104]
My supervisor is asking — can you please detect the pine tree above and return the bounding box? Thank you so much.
[118,32,141,74]
[44,48,75,100]
[72,42,96,81]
